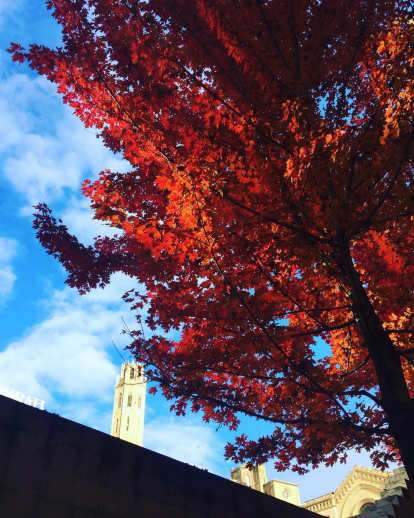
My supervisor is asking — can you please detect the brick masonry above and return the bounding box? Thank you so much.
[0,394,318,518]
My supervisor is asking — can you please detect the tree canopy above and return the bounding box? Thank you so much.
[10,0,414,479]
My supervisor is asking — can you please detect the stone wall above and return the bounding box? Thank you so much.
[0,394,317,518]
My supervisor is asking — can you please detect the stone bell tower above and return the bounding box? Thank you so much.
[110,361,146,446]
[230,464,267,492]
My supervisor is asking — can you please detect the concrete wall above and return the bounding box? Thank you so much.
[0,394,317,518]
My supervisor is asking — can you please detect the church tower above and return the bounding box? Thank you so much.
[230,464,267,492]
[110,361,146,446]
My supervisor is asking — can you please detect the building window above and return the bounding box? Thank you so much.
[126,417,130,431]
[138,397,141,409]
[116,419,118,433]
[118,393,122,408]
[246,475,250,487]
[127,394,132,407]
[130,368,134,379]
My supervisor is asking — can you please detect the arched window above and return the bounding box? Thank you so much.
[138,397,141,409]
[126,417,130,431]
[127,394,132,407]
[115,419,118,433]
[118,393,122,408]
[130,368,135,379]
[246,475,250,487]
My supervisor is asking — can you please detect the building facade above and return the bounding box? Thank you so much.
[302,466,391,517]
[110,361,146,446]
[230,464,301,507]
[230,464,408,518]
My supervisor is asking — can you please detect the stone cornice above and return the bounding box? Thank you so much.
[303,493,335,512]
[334,466,390,504]
[302,466,391,511]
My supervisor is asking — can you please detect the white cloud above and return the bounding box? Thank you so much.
[0,268,16,298]
[0,237,18,299]
[0,73,129,210]
[0,272,135,420]
[60,196,118,245]
[60,402,114,434]
[0,237,18,263]
[144,415,225,473]
[0,0,22,24]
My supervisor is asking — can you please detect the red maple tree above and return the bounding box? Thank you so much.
[10,0,414,480]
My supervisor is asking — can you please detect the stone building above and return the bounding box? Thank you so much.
[110,361,146,446]
[302,465,391,517]
[230,464,301,507]
[230,464,412,518]
[303,466,413,518]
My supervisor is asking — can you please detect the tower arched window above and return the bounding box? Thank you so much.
[118,393,122,408]
[130,368,135,379]
[138,397,141,409]
[127,393,132,407]
[126,417,130,431]
[115,419,119,433]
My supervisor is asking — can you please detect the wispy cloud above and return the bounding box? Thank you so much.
[0,272,135,415]
[0,0,23,25]
[60,401,114,435]
[144,415,226,473]
[60,196,118,245]
[0,73,129,211]
[0,236,18,299]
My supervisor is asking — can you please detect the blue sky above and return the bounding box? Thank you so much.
[0,0,395,503]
